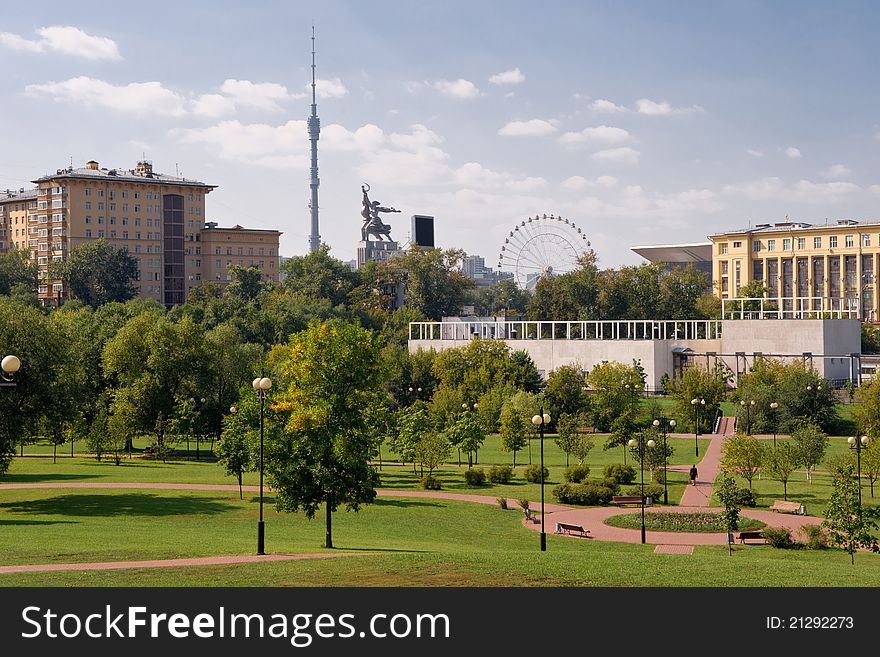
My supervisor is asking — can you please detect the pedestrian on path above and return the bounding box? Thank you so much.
[689,465,698,486]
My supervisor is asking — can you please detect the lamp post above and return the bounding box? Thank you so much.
[690,398,704,456]
[848,435,869,517]
[252,371,272,555]
[0,354,20,388]
[769,402,779,447]
[628,434,656,544]
[739,399,755,435]
[187,396,206,460]
[531,408,551,552]
[652,418,675,505]
[806,384,822,422]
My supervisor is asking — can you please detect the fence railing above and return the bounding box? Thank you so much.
[409,319,722,342]
[721,296,859,320]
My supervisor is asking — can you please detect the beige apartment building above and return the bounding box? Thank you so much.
[1,160,281,306]
[710,219,880,320]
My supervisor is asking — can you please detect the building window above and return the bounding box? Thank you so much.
[720,261,729,275]
[767,240,775,251]
[215,247,220,255]
[110,203,116,211]
[718,243,728,255]
[85,201,91,210]
[752,241,761,253]
[248,248,254,256]
[797,238,806,250]
[122,218,128,225]
[863,234,871,247]
[227,247,232,255]
[98,230,104,238]
[782,238,791,251]
[134,192,140,199]
[846,235,854,248]
[830,236,838,248]
[259,247,265,256]
[733,241,742,249]
[110,217,116,225]
[269,248,274,256]
[85,189,91,197]
[122,191,128,198]
[85,229,92,238]
[123,231,128,239]
[135,205,140,213]
[814,237,822,249]
[98,190,104,197]
[85,216,92,224]
[237,247,243,256]
[123,204,128,212]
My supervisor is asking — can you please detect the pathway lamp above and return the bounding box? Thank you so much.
[739,399,755,435]
[769,402,779,447]
[531,409,551,552]
[253,372,272,555]
[628,434,656,544]
[1,354,20,387]
[690,398,705,456]
[187,396,207,460]
[848,435,870,517]
[652,418,675,505]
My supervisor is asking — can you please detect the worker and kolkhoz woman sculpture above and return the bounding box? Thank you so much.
[360,183,400,241]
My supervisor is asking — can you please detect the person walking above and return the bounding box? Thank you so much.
[689,464,698,486]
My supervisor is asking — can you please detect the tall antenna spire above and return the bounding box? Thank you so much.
[307,25,321,253]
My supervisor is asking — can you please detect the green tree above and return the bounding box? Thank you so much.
[569,432,595,466]
[586,360,645,432]
[606,413,637,465]
[658,264,711,319]
[445,409,485,468]
[499,404,529,466]
[226,264,268,301]
[668,366,727,433]
[0,247,38,295]
[393,401,432,469]
[822,465,880,564]
[267,320,384,549]
[554,412,580,467]
[854,378,880,439]
[720,433,764,489]
[280,244,360,307]
[861,440,880,498]
[380,248,474,320]
[527,251,600,320]
[543,365,588,421]
[415,433,451,478]
[714,473,743,554]
[467,278,531,317]
[763,442,801,500]
[217,412,255,499]
[52,239,138,308]
[790,420,828,484]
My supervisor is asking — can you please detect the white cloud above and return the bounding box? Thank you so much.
[454,162,545,191]
[314,77,348,99]
[389,124,443,151]
[591,147,640,165]
[498,119,557,137]
[26,76,186,117]
[176,120,310,168]
[322,124,385,152]
[560,175,619,191]
[433,78,480,99]
[822,163,851,180]
[221,79,293,111]
[560,175,588,190]
[870,184,880,195]
[596,175,619,187]
[635,98,703,116]
[590,99,628,113]
[656,189,720,213]
[192,93,236,118]
[0,26,121,60]
[746,149,764,158]
[785,146,802,159]
[559,125,631,144]
[489,68,525,85]
[724,176,860,202]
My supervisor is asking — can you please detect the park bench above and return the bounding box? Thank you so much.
[770,500,802,514]
[737,530,765,544]
[555,522,590,537]
[612,496,644,506]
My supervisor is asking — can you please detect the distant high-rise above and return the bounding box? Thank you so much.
[307,26,321,253]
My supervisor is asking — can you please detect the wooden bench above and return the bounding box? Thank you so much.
[555,522,590,537]
[612,496,643,506]
[737,530,764,544]
[770,500,802,514]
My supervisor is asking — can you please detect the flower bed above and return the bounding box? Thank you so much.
[604,511,766,533]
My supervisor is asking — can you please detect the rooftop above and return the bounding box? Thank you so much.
[710,218,880,238]
[0,188,38,203]
[33,160,216,189]
[630,242,712,263]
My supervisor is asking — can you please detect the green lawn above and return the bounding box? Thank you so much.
[0,486,877,587]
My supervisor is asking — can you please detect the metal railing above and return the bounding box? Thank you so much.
[721,297,859,320]
[409,319,722,342]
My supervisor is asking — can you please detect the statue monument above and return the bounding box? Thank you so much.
[357,183,402,269]
[360,183,400,241]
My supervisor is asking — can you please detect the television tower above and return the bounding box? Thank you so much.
[307,26,321,253]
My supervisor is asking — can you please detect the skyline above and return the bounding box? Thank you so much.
[2,1,880,269]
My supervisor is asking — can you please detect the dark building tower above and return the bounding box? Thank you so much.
[307,27,321,253]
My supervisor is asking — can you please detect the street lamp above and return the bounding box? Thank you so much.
[652,418,675,505]
[690,398,705,456]
[1,354,20,387]
[769,402,779,447]
[739,399,755,435]
[531,409,551,552]
[628,434,656,544]
[187,396,206,460]
[848,435,870,516]
[252,371,272,555]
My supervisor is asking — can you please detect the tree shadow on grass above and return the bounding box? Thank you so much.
[0,493,236,517]
[0,519,77,526]
[1,473,103,483]
[372,498,443,509]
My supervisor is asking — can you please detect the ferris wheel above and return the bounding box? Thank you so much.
[497,214,591,290]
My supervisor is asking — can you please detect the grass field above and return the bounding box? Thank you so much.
[0,487,878,587]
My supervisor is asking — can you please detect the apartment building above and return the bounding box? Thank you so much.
[710,219,880,320]
[200,222,280,287]
[1,160,281,307]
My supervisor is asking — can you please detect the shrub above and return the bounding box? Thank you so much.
[800,524,829,550]
[564,464,591,483]
[421,474,442,490]
[524,464,549,483]
[625,483,665,503]
[763,526,799,549]
[517,498,530,511]
[603,463,637,485]
[497,497,509,510]
[488,465,514,484]
[652,468,666,485]
[464,468,485,487]
[598,477,621,495]
[553,483,614,506]
[733,487,758,507]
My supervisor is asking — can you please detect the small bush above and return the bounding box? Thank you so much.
[652,468,666,485]
[524,464,549,483]
[497,497,509,510]
[421,474,442,490]
[800,524,829,550]
[488,465,514,484]
[603,463,637,485]
[625,483,665,503]
[553,483,614,506]
[517,498,530,510]
[464,468,485,487]
[597,477,621,495]
[733,487,758,507]
[564,464,591,483]
[763,526,799,549]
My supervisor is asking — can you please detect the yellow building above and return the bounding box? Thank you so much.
[1,160,281,307]
[710,219,879,320]
[199,222,281,288]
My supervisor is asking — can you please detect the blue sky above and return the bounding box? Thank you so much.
[2,1,880,268]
